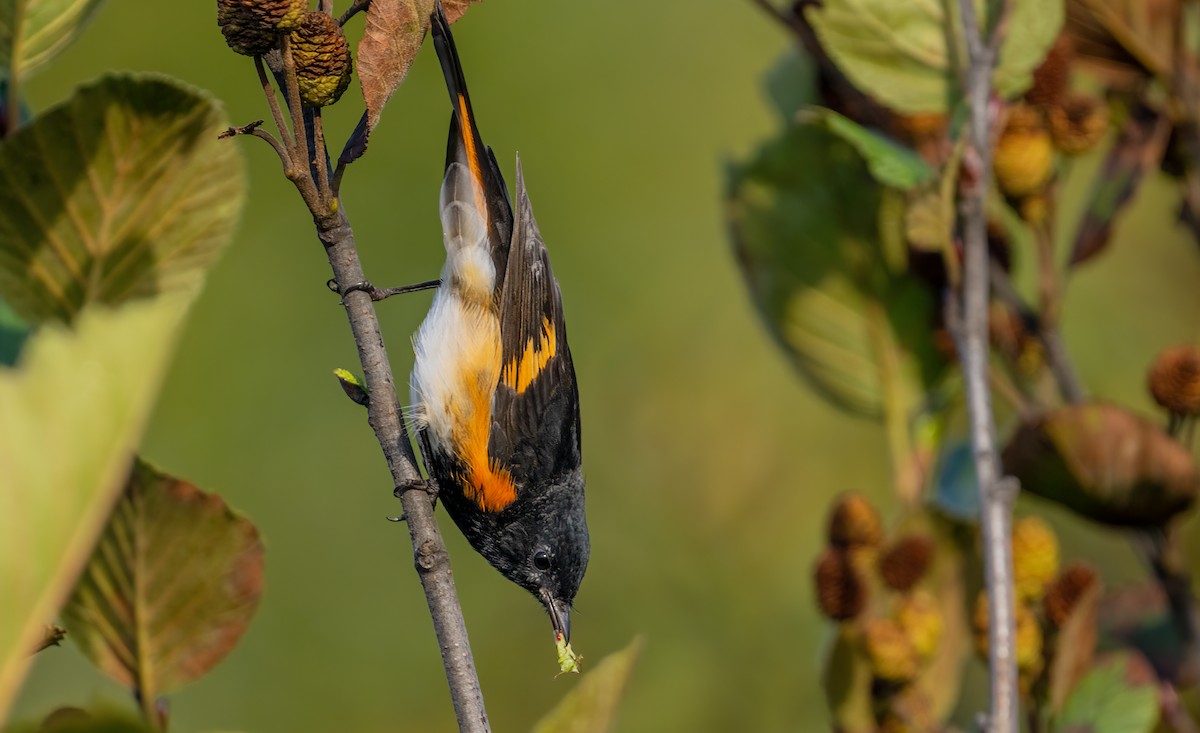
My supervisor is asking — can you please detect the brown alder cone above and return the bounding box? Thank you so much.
[1043,563,1099,628]
[878,534,934,592]
[291,12,354,108]
[1026,34,1075,108]
[234,0,307,30]
[814,548,867,621]
[1048,94,1109,155]
[1148,344,1200,416]
[217,3,278,56]
[827,492,884,550]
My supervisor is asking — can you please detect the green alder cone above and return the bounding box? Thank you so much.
[291,11,353,108]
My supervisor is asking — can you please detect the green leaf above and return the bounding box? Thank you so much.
[1002,402,1199,526]
[34,706,155,732]
[62,459,265,700]
[797,107,933,190]
[0,72,244,323]
[0,295,28,365]
[765,47,818,121]
[0,0,105,81]
[1054,652,1160,733]
[533,638,642,733]
[728,123,948,419]
[804,0,1065,114]
[820,626,875,733]
[0,295,194,721]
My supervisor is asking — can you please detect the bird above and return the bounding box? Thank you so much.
[409,2,590,646]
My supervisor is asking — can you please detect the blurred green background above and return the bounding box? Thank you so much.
[11,1,1200,731]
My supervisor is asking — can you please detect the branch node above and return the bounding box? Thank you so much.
[217,120,265,139]
[416,539,443,573]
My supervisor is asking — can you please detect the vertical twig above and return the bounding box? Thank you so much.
[317,212,490,733]
[311,110,331,198]
[232,27,492,733]
[953,1,1021,732]
[255,55,293,152]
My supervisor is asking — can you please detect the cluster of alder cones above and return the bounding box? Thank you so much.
[217,0,353,108]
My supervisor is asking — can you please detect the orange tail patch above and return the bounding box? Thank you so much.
[458,95,489,226]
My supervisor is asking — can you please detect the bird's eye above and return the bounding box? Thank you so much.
[533,550,552,571]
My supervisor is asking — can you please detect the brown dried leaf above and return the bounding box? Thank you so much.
[62,459,264,698]
[1070,103,1171,267]
[359,0,433,134]
[440,0,481,23]
[358,0,482,135]
[1046,580,1102,711]
[1003,402,1199,526]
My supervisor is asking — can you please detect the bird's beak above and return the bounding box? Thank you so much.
[542,591,572,642]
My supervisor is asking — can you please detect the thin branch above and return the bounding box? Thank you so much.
[255,55,293,152]
[233,10,488,732]
[30,624,65,655]
[989,267,1085,403]
[218,121,293,168]
[747,0,802,34]
[954,1,1020,732]
[989,365,1035,419]
[316,212,490,732]
[339,0,372,26]
[279,35,309,170]
[312,109,331,200]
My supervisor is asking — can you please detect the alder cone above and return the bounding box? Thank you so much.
[1048,94,1109,155]
[291,12,354,107]
[827,492,883,550]
[814,548,867,621]
[232,0,307,30]
[1148,344,1200,416]
[878,534,933,592]
[1044,563,1099,628]
[1027,34,1075,108]
[217,4,278,56]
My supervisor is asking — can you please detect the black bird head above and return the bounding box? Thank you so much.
[451,467,589,641]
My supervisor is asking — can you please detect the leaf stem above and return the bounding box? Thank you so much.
[338,0,372,26]
[953,1,1021,732]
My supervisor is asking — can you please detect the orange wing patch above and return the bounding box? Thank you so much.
[501,317,557,394]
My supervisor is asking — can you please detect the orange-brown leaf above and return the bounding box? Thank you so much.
[358,0,483,134]
[62,459,264,697]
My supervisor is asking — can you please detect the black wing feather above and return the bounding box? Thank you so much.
[489,159,582,485]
